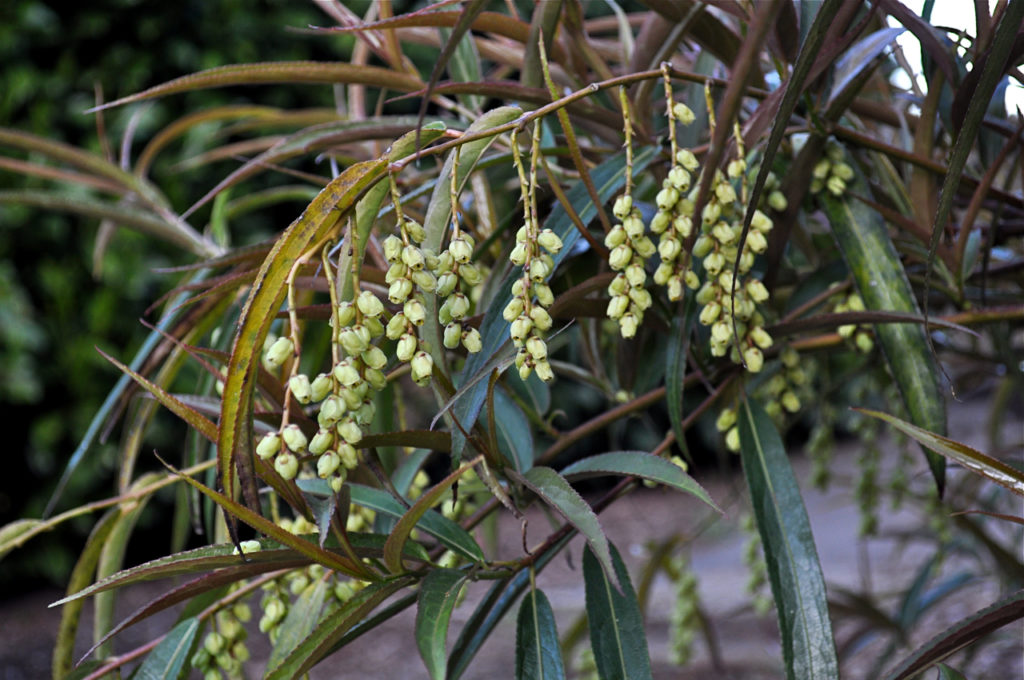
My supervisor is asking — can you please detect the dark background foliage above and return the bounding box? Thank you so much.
[0,0,351,595]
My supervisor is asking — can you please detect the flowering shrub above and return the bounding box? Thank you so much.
[2,2,1023,679]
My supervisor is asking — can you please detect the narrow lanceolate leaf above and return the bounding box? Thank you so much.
[883,589,1024,680]
[0,519,43,562]
[265,577,414,680]
[560,452,719,512]
[417,569,468,680]
[134,617,200,680]
[218,158,387,512]
[856,409,1024,497]
[52,510,118,680]
[516,587,566,680]
[97,349,218,442]
[820,165,947,493]
[515,467,617,590]
[582,543,652,680]
[383,456,482,573]
[268,578,330,670]
[165,459,377,580]
[89,62,423,112]
[738,399,838,680]
[936,665,968,680]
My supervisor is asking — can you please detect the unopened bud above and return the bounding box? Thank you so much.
[743,346,764,373]
[526,335,547,360]
[317,451,340,478]
[613,195,633,219]
[281,424,308,452]
[462,327,482,353]
[503,296,524,322]
[609,244,633,270]
[265,337,294,368]
[256,432,281,459]
[383,235,403,262]
[534,359,554,382]
[318,395,345,427]
[676,148,700,171]
[537,229,563,254]
[309,428,334,455]
[672,102,696,125]
[403,298,426,326]
[529,306,552,331]
[411,351,433,385]
[443,323,462,349]
[396,333,417,362]
[449,238,473,264]
[274,451,299,480]
[337,418,363,445]
[289,374,312,404]
[619,312,639,338]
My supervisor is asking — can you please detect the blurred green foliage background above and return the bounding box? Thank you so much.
[0,0,360,595]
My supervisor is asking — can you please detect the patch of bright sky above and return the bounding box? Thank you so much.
[890,0,1023,116]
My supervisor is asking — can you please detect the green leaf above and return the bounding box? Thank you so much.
[134,617,200,680]
[268,577,330,670]
[821,163,947,493]
[0,190,218,258]
[97,349,218,443]
[447,533,572,680]
[416,569,468,680]
[90,62,423,113]
[515,466,616,590]
[218,157,387,512]
[737,399,838,680]
[299,480,485,564]
[52,510,119,679]
[560,452,719,512]
[582,542,652,680]
[937,665,968,680]
[493,386,534,473]
[516,587,566,680]
[883,589,1024,680]
[265,577,413,680]
[384,457,481,573]
[665,298,696,461]
[0,519,43,562]
[855,408,1024,497]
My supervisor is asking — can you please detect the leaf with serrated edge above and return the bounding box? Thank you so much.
[97,349,218,442]
[134,617,200,680]
[514,466,617,590]
[583,542,652,680]
[417,569,468,680]
[738,399,838,680]
[163,459,378,580]
[516,587,566,680]
[384,456,482,573]
[560,452,719,512]
[856,408,1024,496]
[218,157,387,512]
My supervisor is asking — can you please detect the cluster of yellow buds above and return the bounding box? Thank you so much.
[258,291,390,492]
[810,142,854,196]
[651,103,702,302]
[760,347,808,420]
[605,194,656,338]
[692,187,774,371]
[759,170,789,213]
[436,229,484,354]
[667,555,700,666]
[505,217,559,381]
[382,217,439,386]
[191,598,251,680]
[507,123,559,382]
[833,291,874,353]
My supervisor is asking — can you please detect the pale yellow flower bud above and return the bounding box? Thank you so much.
[396,333,417,362]
[672,102,696,125]
[274,452,299,480]
[289,374,312,404]
[309,428,334,455]
[265,337,294,368]
[411,351,433,385]
[256,432,281,460]
[317,451,340,479]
